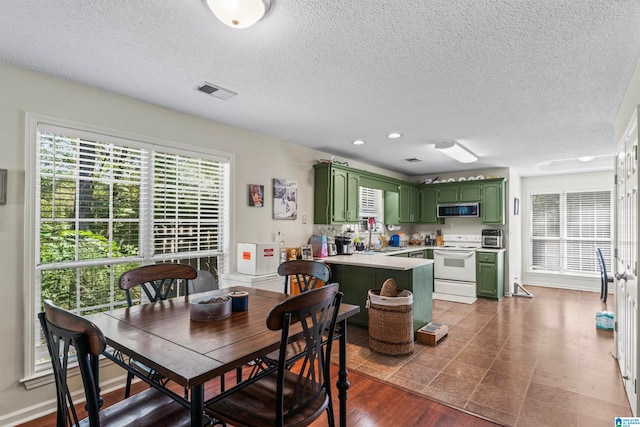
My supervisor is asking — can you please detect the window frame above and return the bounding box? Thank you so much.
[528,188,613,276]
[22,112,234,386]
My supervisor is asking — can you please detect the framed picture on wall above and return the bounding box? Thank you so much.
[273,178,297,220]
[248,184,264,207]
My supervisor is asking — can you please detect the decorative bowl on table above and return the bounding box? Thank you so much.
[190,295,232,321]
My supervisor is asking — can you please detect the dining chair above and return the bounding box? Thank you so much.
[118,263,197,398]
[278,260,330,294]
[596,247,613,303]
[38,300,197,427]
[205,283,342,427]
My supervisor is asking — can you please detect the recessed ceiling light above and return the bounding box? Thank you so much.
[578,156,594,162]
[387,133,402,139]
[352,140,366,145]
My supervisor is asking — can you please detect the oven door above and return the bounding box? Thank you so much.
[433,249,476,281]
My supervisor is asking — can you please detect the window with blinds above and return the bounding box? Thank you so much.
[530,190,612,274]
[359,186,383,224]
[29,118,230,374]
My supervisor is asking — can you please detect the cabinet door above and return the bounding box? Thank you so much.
[459,183,482,202]
[481,181,504,224]
[409,186,420,222]
[477,261,497,297]
[398,185,412,222]
[331,168,348,223]
[438,184,459,203]
[384,190,400,224]
[419,186,440,223]
[346,172,360,222]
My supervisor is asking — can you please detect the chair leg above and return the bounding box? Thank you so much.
[124,372,133,398]
[326,404,335,427]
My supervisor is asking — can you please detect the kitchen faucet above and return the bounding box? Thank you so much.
[368,221,386,251]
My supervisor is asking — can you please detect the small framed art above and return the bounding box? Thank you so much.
[248,184,264,207]
[301,245,313,260]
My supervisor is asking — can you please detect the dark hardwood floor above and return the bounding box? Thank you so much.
[19,366,498,427]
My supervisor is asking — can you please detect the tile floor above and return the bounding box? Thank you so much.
[339,286,630,426]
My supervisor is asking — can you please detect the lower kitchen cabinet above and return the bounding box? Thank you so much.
[329,263,433,331]
[476,251,504,300]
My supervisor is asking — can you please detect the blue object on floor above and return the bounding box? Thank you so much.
[595,311,614,330]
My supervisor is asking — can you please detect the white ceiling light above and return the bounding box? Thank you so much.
[434,141,478,163]
[387,132,402,139]
[352,140,366,145]
[204,0,271,29]
[578,156,594,162]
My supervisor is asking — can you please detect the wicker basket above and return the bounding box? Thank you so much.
[367,289,414,356]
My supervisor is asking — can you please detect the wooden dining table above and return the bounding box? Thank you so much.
[85,285,359,427]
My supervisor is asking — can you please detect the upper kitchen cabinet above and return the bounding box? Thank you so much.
[385,184,419,223]
[437,183,459,203]
[481,179,506,224]
[459,182,482,202]
[419,186,442,224]
[437,182,481,203]
[313,163,359,224]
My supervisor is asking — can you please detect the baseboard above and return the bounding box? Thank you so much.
[0,375,129,427]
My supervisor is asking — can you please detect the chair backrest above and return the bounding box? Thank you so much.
[266,283,342,423]
[190,269,219,294]
[118,264,198,306]
[277,260,331,294]
[39,300,107,427]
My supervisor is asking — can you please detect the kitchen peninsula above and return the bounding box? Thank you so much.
[324,251,433,331]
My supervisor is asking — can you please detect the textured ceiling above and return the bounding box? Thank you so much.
[1,1,639,176]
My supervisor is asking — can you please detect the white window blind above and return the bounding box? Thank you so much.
[152,151,228,258]
[359,186,384,223]
[530,190,612,274]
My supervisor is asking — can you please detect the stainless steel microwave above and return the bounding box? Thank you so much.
[437,203,480,218]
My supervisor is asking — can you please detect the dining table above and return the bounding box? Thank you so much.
[85,285,360,427]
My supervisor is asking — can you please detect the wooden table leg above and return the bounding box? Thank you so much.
[191,384,204,426]
[336,319,350,427]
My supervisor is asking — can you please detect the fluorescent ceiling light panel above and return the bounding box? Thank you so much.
[434,141,477,163]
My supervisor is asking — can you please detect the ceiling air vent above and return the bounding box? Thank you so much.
[405,158,422,162]
[197,82,237,100]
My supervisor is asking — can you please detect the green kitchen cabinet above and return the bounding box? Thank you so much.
[313,163,359,224]
[459,182,482,202]
[419,186,442,224]
[329,263,433,331]
[437,183,459,203]
[385,184,419,224]
[399,184,420,222]
[476,251,504,300]
[425,249,434,259]
[481,179,505,224]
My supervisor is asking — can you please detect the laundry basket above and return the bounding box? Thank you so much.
[367,288,414,355]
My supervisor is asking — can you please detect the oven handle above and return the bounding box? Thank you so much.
[434,250,476,258]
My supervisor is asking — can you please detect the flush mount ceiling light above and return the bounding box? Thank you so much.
[352,140,366,145]
[434,141,478,163]
[578,156,595,162]
[204,0,271,29]
[387,132,402,139]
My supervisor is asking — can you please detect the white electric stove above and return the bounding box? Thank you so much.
[432,234,481,304]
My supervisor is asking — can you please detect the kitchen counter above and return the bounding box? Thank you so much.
[322,253,433,270]
[323,250,433,330]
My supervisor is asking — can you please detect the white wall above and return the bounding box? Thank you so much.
[0,63,405,424]
[520,171,614,291]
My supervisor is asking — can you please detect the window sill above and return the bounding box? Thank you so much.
[527,269,599,279]
[21,356,114,390]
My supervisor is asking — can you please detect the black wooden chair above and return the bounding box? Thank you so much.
[118,263,197,398]
[278,260,331,294]
[596,247,613,303]
[38,300,196,427]
[205,283,342,427]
